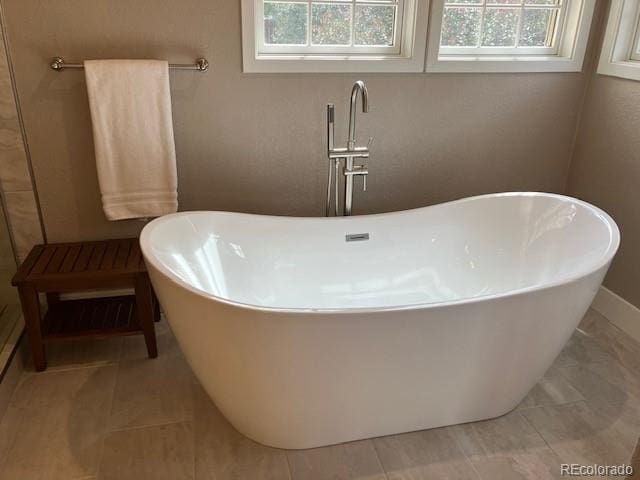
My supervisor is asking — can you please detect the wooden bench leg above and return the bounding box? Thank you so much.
[152,288,161,322]
[46,292,60,307]
[135,274,158,359]
[18,285,46,371]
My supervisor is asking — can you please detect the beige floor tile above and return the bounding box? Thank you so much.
[0,365,117,480]
[34,337,123,371]
[107,314,193,430]
[557,363,640,449]
[193,384,290,480]
[517,364,584,410]
[98,421,194,480]
[374,427,479,480]
[0,370,39,466]
[453,409,549,456]
[521,401,635,467]
[558,363,636,409]
[451,409,562,479]
[571,359,640,403]
[578,309,640,373]
[288,440,385,480]
[554,328,617,368]
[468,450,562,480]
[107,346,194,430]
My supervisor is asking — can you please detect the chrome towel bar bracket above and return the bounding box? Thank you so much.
[50,57,209,72]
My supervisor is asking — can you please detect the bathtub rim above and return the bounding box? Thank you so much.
[140,191,620,315]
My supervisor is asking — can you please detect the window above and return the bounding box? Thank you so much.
[241,0,429,72]
[260,0,403,54]
[439,1,567,55]
[426,0,596,72]
[599,0,640,81]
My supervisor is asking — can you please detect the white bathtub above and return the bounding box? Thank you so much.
[140,192,619,449]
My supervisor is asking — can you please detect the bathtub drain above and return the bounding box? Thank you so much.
[346,233,370,242]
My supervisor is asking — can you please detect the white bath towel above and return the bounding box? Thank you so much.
[84,59,178,221]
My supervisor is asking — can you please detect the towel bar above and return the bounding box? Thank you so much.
[50,57,209,72]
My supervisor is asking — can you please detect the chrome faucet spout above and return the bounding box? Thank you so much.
[348,80,368,150]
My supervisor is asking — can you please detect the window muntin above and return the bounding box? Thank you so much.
[632,16,640,61]
[439,0,568,56]
[257,0,405,55]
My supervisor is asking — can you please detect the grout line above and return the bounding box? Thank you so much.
[465,455,483,480]
[105,418,193,435]
[369,438,390,480]
[94,360,119,480]
[600,316,640,349]
[448,427,484,480]
[23,361,120,375]
[284,448,294,480]
[514,396,585,412]
[517,406,575,467]
[104,355,122,433]
[525,398,586,412]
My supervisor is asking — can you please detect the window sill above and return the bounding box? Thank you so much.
[597,60,640,82]
[425,55,587,74]
[242,54,426,73]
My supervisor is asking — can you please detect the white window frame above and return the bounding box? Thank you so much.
[241,0,430,72]
[598,0,640,81]
[426,0,596,73]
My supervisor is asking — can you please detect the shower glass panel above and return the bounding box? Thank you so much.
[0,200,19,353]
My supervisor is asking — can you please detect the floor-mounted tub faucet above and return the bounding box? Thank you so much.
[326,81,372,216]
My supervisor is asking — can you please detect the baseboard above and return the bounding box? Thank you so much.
[591,286,640,343]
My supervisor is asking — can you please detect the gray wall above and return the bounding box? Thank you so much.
[565,1,640,308]
[1,0,603,243]
[567,72,640,307]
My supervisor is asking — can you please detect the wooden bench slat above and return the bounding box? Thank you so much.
[72,244,95,272]
[127,242,142,270]
[46,246,71,274]
[31,246,57,275]
[60,245,82,273]
[87,242,108,271]
[113,240,132,270]
[100,241,119,270]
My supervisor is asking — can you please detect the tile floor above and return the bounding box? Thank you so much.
[0,308,639,479]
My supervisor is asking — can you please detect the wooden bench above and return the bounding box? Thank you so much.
[12,238,159,371]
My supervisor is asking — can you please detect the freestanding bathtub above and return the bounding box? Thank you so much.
[140,192,619,449]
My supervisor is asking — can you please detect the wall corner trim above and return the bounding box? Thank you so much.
[591,286,640,342]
